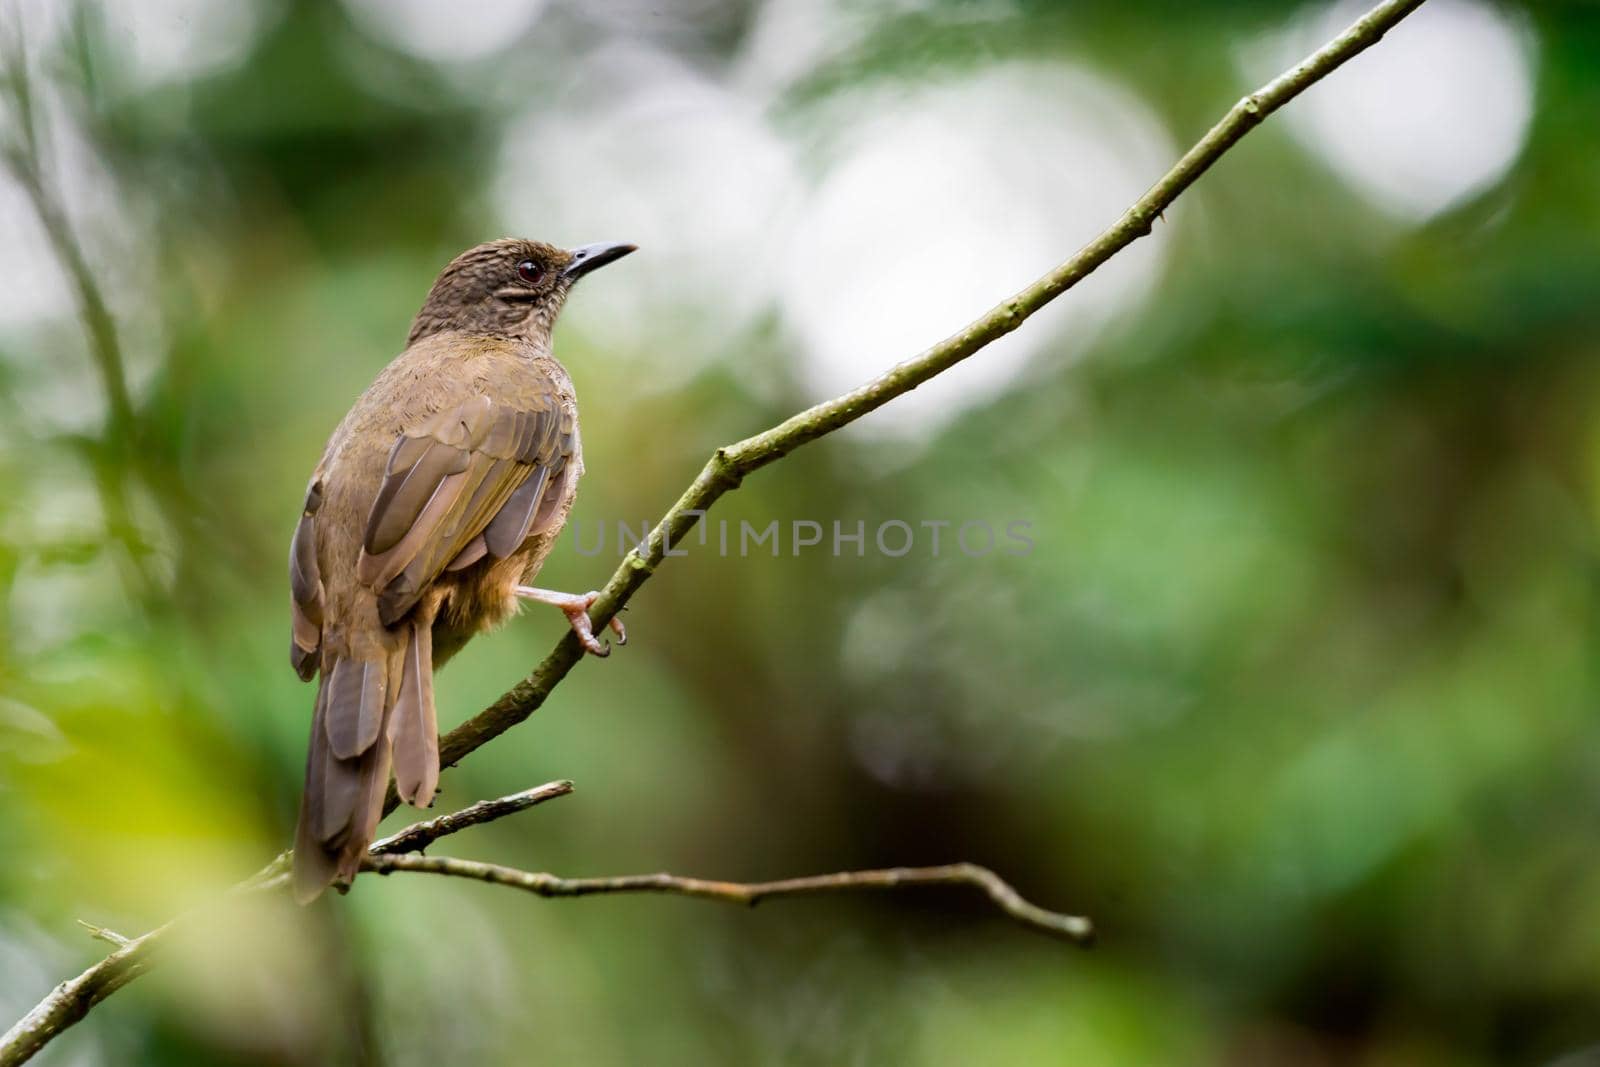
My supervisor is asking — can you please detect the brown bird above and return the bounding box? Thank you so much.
[288,237,635,902]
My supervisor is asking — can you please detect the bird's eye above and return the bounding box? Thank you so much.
[516,260,544,285]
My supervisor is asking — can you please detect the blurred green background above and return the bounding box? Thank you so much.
[2,0,1598,1063]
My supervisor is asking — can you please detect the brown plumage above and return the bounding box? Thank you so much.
[288,237,636,902]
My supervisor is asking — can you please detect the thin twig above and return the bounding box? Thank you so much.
[364,854,1094,944]
[369,780,574,856]
[72,921,129,948]
[0,3,1431,1063]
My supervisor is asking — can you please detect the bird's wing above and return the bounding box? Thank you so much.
[357,391,576,626]
[289,476,326,681]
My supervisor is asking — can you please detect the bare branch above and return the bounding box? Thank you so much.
[369,780,574,857]
[0,37,135,444]
[424,0,1431,795]
[364,854,1094,944]
[0,923,168,1067]
[0,24,154,600]
[72,921,129,949]
[0,785,566,1067]
[0,2,1431,1062]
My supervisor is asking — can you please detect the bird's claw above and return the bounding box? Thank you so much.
[560,590,625,657]
[515,586,627,657]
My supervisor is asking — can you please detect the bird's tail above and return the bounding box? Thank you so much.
[293,618,438,903]
[390,619,440,807]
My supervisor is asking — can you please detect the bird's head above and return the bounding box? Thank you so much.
[407,237,636,347]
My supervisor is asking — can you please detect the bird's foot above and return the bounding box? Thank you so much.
[514,587,626,657]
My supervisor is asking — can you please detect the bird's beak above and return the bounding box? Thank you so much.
[563,242,637,281]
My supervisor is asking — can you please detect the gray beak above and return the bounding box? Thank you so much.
[563,242,638,281]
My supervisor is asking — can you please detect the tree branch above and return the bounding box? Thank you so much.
[0,2,1430,1063]
[363,854,1094,944]
[0,922,169,1067]
[72,921,130,948]
[0,26,155,601]
[0,784,568,1067]
[0,30,135,446]
[369,780,574,856]
[425,0,1430,790]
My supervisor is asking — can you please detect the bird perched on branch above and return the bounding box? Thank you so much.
[287,238,636,902]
